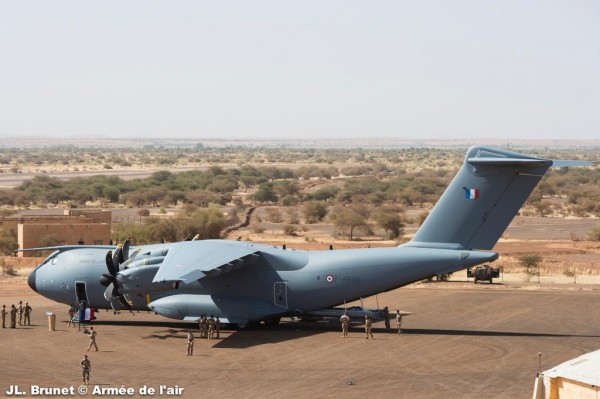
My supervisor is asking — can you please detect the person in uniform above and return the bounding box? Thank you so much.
[23,302,32,326]
[87,326,98,351]
[207,315,216,340]
[200,315,208,339]
[395,309,403,334]
[68,305,75,327]
[1,305,6,328]
[215,317,221,339]
[17,301,23,326]
[340,312,350,338]
[364,315,374,339]
[10,304,17,328]
[186,330,195,356]
[382,306,390,329]
[80,355,91,385]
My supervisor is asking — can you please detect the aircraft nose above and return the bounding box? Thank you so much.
[28,268,38,293]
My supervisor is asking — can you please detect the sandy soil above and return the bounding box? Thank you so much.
[2,239,600,398]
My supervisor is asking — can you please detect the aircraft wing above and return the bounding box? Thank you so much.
[152,240,261,284]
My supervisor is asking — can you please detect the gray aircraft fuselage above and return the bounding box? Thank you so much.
[28,242,496,324]
[27,145,576,326]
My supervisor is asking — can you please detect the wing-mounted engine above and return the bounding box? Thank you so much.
[99,241,177,311]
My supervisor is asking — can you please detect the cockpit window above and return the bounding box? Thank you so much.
[40,250,60,266]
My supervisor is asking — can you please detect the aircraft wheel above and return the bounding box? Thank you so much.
[235,321,259,330]
[264,317,281,327]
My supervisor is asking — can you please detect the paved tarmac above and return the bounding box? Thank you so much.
[2,280,600,398]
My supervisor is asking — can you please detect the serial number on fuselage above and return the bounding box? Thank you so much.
[78,258,102,264]
[333,276,360,284]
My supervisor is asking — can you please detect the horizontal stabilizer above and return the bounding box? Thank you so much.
[551,160,594,167]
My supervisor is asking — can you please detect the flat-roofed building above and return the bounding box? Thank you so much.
[2,210,111,257]
[534,349,600,399]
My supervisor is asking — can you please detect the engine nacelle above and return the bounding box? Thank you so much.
[118,265,177,295]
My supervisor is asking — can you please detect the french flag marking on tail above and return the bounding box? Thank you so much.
[463,187,480,200]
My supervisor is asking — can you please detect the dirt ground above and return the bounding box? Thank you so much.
[2,211,600,398]
[2,246,600,398]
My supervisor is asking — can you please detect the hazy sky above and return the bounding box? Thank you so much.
[1,1,598,140]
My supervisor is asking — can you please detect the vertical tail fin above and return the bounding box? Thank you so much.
[406,146,552,250]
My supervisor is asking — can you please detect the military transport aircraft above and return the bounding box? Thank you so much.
[22,146,589,328]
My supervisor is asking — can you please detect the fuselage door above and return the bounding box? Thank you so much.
[75,281,88,304]
[274,282,288,308]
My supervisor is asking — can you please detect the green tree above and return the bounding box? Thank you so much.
[372,206,405,239]
[303,201,328,224]
[519,254,542,275]
[180,204,226,239]
[252,183,278,204]
[0,227,18,255]
[329,205,371,241]
[187,190,221,207]
[310,185,340,202]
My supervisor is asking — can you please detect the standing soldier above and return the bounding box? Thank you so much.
[23,302,32,326]
[186,330,195,356]
[215,317,221,339]
[395,309,403,335]
[207,315,216,340]
[17,301,23,326]
[1,305,6,328]
[200,315,208,339]
[340,312,350,338]
[10,304,17,328]
[87,326,98,351]
[68,305,75,327]
[382,306,390,329]
[364,315,374,340]
[80,355,91,385]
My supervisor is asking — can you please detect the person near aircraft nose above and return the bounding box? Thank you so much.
[23,302,32,326]
[200,315,208,338]
[17,301,23,326]
[80,354,91,384]
[87,326,98,351]
[1,305,6,328]
[207,315,216,339]
[364,315,374,339]
[68,305,75,327]
[186,330,195,356]
[382,306,390,329]
[10,304,17,328]
[340,312,350,338]
[396,309,403,335]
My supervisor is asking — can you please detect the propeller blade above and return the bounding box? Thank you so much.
[103,284,114,301]
[112,284,120,300]
[99,274,115,287]
[113,246,122,270]
[117,245,125,264]
[122,238,131,261]
[118,295,131,310]
[105,251,117,276]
